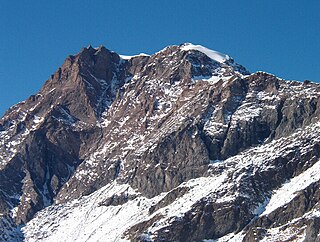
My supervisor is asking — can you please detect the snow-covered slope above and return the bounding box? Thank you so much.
[23,120,320,241]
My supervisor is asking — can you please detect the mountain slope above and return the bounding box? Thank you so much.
[0,43,320,241]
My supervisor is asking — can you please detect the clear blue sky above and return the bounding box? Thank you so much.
[1,0,319,116]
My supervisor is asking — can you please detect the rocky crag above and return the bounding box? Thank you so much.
[0,43,320,241]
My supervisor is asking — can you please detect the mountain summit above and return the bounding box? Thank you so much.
[1,44,320,241]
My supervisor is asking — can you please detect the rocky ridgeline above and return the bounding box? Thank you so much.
[0,43,320,241]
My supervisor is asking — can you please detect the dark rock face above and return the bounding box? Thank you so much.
[98,190,138,207]
[138,128,320,241]
[1,43,320,241]
[0,46,126,226]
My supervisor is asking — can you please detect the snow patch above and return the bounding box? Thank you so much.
[261,158,320,216]
[119,53,150,60]
[181,43,230,63]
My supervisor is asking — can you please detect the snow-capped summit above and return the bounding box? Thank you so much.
[180,42,230,63]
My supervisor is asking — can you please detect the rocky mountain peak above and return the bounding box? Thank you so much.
[1,43,320,241]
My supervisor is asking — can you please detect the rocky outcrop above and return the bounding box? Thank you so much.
[0,45,127,226]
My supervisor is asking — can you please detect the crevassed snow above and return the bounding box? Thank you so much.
[180,43,230,63]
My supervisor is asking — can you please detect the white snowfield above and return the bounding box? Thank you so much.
[23,121,320,242]
[180,43,230,63]
[119,53,150,60]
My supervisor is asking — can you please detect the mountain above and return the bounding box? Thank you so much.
[1,43,320,242]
